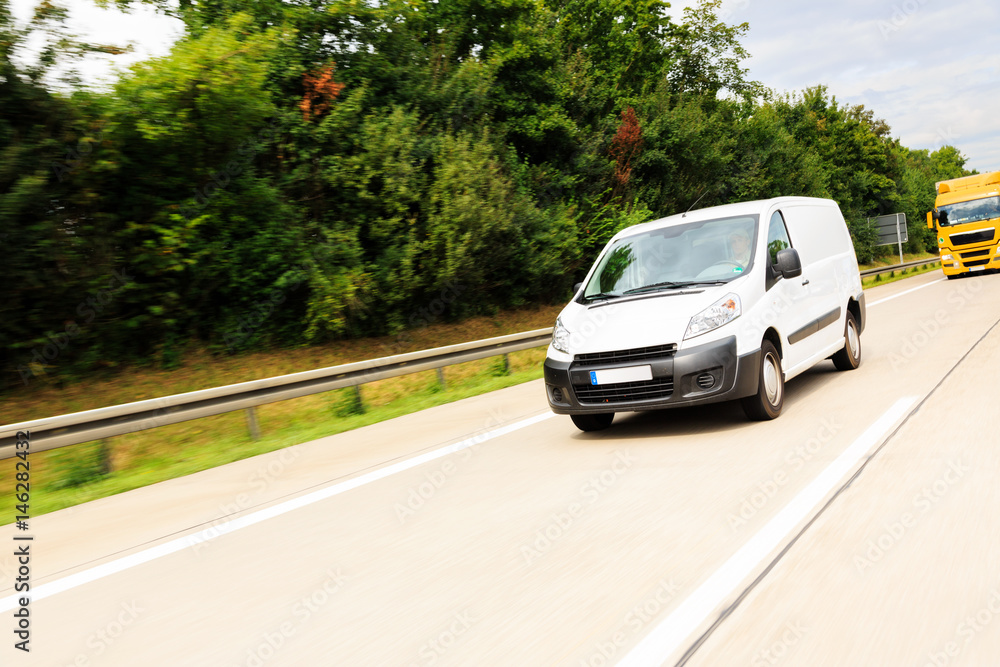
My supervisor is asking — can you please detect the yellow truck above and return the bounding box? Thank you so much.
[927,171,1000,279]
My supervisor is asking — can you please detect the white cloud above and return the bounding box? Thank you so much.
[10,0,184,89]
[727,0,1000,171]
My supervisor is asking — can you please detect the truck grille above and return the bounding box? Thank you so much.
[950,229,995,246]
[964,258,990,267]
[573,377,674,404]
[573,344,677,367]
[961,249,991,259]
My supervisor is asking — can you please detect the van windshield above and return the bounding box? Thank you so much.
[582,215,759,301]
[937,196,1000,226]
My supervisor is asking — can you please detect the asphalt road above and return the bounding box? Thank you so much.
[1,270,998,667]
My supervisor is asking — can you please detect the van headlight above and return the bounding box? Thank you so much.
[552,317,571,353]
[685,294,741,340]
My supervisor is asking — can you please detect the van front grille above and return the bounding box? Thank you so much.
[573,377,674,404]
[573,344,677,367]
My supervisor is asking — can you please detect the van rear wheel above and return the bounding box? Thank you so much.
[571,413,614,432]
[831,311,861,371]
[742,340,784,421]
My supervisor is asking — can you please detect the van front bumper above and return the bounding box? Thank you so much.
[543,335,761,414]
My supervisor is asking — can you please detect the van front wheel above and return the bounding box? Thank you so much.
[571,413,614,432]
[831,311,861,371]
[742,340,784,421]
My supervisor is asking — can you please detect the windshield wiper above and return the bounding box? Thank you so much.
[623,280,726,295]
[582,291,621,302]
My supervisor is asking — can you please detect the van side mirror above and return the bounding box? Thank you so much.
[775,248,802,279]
[573,282,583,294]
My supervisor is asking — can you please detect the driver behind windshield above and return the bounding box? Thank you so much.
[728,229,752,268]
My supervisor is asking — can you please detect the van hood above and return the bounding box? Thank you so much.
[559,288,733,355]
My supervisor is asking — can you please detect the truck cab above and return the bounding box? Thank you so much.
[927,172,1000,278]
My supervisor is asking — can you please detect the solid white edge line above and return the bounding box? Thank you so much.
[0,411,556,612]
[616,396,918,667]
[868,277,946,307]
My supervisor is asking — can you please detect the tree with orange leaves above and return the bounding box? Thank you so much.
[608,106,644,198]
[300,64,345,122]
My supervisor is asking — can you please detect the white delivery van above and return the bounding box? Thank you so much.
[543,197,865,431]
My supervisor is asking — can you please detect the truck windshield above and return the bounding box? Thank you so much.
[938,195,1000,226]
[581,215,758,301]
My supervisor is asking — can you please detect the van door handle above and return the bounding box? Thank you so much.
[801,279,810,286]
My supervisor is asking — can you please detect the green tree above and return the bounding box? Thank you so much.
[667,0,763,102]
[772,87,902,261]
[0,0,126,383]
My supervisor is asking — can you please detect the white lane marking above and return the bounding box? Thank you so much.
[0,412,555,611]
[869,277,945,307]
[616,396,918,667]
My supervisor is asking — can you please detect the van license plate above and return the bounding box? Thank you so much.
[590,366,653,385]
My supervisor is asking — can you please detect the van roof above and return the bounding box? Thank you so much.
[610,196,837,242]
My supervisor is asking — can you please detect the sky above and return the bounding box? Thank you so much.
[9,0,184,87]
[704,0,1000,172]
[9,0,999,172]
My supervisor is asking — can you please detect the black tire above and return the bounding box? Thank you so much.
[831,310,862,371]
[741,340,784,421]
[571,413,614,432]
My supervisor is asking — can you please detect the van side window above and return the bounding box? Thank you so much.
[767,211,792,265]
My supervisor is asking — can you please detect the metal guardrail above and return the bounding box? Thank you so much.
[0,328,554,460]
[860,257,941,278]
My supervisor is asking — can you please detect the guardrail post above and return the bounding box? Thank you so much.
[245,407,261,440]
[436,368,446,390]
[99,439,113,474]
[353,385,365,414]
[502,353,510,374]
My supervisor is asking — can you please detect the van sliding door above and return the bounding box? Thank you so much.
[762,209,815,374]
[779,205,845,366]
